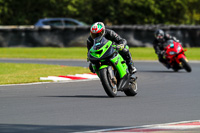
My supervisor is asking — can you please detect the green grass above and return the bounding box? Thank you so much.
[0,47,88,59]
[184,48,200,60]
[130,47,200,60]
[0,47,199,85]
[0,47,199,60]
[0,63,90,85]
[130,47,157,60]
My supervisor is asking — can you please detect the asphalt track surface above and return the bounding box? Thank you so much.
[0,59,199,133]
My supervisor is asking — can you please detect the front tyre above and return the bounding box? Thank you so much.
[99,68,117,97]
[180,58,192,72]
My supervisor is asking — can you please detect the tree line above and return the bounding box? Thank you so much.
[0,0,199,25]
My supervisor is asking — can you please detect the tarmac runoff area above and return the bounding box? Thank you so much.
[40,74,200,133]
[0,60,200,132]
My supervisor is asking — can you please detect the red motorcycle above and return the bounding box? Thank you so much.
[163,40,192,72]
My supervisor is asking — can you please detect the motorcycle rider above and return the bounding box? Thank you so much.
[153,29,180,68]
[87,22,137,74]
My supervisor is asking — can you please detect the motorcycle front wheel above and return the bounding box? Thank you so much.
[99,68,117,97]
[180,58,192,72]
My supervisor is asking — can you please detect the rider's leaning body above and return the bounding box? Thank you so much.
[153,29,179,68]
[87,22,137,74]
[87,29,127,51]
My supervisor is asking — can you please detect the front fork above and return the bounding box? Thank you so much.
[176,52,188,68]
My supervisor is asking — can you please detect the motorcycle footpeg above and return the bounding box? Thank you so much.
[130,74,137,82]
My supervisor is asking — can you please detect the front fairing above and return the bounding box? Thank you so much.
[88,37,116,63]
[165,40,183,60]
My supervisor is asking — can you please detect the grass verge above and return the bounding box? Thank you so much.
[0,47,200,60]
[0,47,199,85]
[0,63,90,85]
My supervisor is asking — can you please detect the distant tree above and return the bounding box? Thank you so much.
[0,0,199,25]
[185,0,200,24]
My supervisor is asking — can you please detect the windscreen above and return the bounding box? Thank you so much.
[164,40,174,48]
[93,37,108,50]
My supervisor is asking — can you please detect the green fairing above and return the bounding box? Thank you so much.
[90,40,127,79]
[92,55,127,78]
[90,41,112,58]
[110,54,127,78]
[99,65,109,70]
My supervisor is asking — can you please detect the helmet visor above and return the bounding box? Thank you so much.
[91,33,101,39]
[90,28,105,39]
[156,35,164,40]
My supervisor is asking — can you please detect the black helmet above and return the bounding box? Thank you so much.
[154,29,165,42]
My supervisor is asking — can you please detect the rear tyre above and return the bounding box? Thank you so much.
[180,58,192,72]
[124,78,137,96]
[99,68,117,97]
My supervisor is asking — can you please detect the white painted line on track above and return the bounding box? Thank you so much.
[40,73,99,82]
[0,73,99,87]
[40,76,72,81]
[78,120,200,133]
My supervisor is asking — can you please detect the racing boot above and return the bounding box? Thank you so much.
[128,60,137,74]
[158,55,171,69]
[160,59,171,69]
[163,62,171,69]
[120,48,137,74]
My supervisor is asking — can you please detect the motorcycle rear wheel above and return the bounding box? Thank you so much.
[99,68,117,97]
[180,58,192,72]
[124,78,137,96]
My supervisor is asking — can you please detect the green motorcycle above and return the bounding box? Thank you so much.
[88,36,138,97]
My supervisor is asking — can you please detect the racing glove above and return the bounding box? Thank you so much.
[158,50,165,56]
[116,44,124,51]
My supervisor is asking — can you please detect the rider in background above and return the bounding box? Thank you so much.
[153,29,180,68]
[87,22,137,74]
